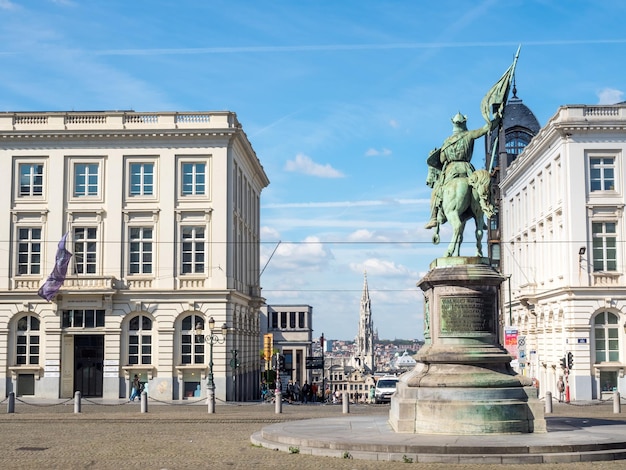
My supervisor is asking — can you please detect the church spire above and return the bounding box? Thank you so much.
[361,271,370,308]
[355,271,375,372]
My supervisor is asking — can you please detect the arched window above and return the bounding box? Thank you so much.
[16,315,40,365]
[181,314,204,365]
[505,130,532,156]
[128,315,152,365]
[594,311,620,363]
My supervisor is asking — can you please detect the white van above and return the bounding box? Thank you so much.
[374,376,398,404]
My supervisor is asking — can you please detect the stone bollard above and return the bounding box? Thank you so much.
[275,392,282,414]
[207,388,215,414]
[545,391,553,414]
[74,391,81,414]
[141,391,148,413]
[7,391,15,413]
[342,391,350,414]
[614,391,621,414]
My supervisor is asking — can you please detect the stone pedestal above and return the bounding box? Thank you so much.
[389,257,545,434]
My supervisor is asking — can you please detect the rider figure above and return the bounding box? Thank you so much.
[425,112,500,229]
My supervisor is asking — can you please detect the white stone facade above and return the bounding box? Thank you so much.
[500,104,626,401]
[0,111,269,401]
[260,305,313,388]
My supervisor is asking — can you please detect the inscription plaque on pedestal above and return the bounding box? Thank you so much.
[439,296,494,334]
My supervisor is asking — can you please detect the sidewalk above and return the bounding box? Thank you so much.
[1,399,625,469]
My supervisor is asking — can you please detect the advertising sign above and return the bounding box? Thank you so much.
[504,328,519,359]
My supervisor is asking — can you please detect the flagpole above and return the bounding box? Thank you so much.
[487,45,521,172]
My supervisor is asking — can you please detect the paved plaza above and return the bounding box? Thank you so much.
[1,397,626,469]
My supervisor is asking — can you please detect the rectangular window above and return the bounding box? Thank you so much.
[298,311,305,329]
[181,334,192,364]
[129,227,153,274]
[73,227,97,274]
[17,228,41,275]
[128,335,152,365]
[129,162,154,196]
[129,336,139,364]
[181,226,205,274]
[590,157,615,191]
[62,309,105,328]
[271,311,278,329]
[19,163,44,197]
[181,334,205,365]
[141,336,152,365]
[609,328,619,361]
[280,312,287,329]
[181,162,206,196]
[74,163,99,197]
[592,222,617,271]
[289,312,296,329]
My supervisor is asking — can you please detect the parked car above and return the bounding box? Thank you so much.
[374,376,398,404]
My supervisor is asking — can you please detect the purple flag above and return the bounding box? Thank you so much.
[37,233,73,301]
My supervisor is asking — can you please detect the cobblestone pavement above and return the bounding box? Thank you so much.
[1,398,626,469]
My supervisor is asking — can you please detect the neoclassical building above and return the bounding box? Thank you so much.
[260,304,313,387]
[0,111,269,401]
[500,103,626,400]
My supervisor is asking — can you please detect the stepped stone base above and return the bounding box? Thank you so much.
[389,258,545,434]
[389,363,546,434]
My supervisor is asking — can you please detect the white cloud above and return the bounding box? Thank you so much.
[349,258,417,277]
[597,88,624,105]
[347,229,375,241]
[389,119,399,128]
[284,153,344,178]
[0,0,17,10]
[364,147,392,157]
[260,226,281,240]
[266,236,334,271]
[346,229,393,243]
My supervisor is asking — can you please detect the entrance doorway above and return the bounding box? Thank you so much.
[74,335,104,397]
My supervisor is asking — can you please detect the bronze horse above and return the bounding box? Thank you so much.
[429,168,494,257]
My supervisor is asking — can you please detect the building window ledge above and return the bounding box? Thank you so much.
[9,366,42,380]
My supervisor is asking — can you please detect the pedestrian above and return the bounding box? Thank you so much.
[287,380,294,403]
[557,376,565,403]
[302,382,310,404]
[293,381,300,402]
[129,374,141,401]
[311,382,318,402]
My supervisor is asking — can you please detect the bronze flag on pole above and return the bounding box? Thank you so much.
[480,45,521,125]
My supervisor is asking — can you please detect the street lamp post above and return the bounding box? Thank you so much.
[197,317,228,414]
[321,333,325,403]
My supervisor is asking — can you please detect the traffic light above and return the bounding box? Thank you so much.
[229,349,240,369]
[567,352,574,370]
[263,334,273,362]
[278,354,285,371]
[559,356,566,370]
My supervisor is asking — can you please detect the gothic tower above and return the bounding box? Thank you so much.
[354,272,375,372]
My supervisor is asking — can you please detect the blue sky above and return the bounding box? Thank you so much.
[1,1,625,340]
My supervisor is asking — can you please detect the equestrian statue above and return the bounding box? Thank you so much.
[424,47,520,258]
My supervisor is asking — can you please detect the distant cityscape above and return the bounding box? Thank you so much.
[315,338,424,373]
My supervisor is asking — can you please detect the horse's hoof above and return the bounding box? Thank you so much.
[433,235,440,245]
